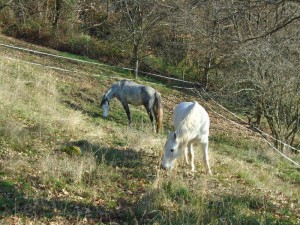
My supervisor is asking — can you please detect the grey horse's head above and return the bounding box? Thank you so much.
[162,132,181,170]
[100,95,109,118]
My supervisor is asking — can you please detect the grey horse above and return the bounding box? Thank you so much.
[100,80,163,133]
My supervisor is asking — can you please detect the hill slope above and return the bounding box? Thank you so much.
[0,35,299,224]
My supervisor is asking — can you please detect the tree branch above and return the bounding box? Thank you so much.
[243,15,300,43]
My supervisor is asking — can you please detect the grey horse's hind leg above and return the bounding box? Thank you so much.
[143,103,155,132]
[121,101,131,124]
[144,104,154,124]
[141,89,154,124]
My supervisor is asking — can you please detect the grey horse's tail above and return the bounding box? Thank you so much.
[153,92,163,133]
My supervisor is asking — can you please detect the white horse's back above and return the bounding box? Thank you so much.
[173,102,209,143]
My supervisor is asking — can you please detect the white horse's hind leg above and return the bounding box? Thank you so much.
[202,142,212,175]
[184,147,189,165]
[188,143,195,172]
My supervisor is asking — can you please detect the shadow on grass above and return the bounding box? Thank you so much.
[0,140,159,224]
[64,139,159,221]
[0,138,155,223]
[0,179,109,223]
[63,99,101,118]
[67,139,143,165]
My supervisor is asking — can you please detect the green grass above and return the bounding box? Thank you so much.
[135,177,298,224]
[0,35,299,224]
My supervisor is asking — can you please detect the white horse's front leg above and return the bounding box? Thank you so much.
[188,143,195,172]
[202,142,212,175]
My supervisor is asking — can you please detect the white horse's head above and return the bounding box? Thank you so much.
[100,95,109,118]
[162,132,181,170]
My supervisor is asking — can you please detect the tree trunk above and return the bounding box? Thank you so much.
[134,58,139,80]
[202,56,212,89]
[53,0,62,28]
[132,43,139,79]
[15,0,25,24]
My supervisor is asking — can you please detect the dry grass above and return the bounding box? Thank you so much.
[0,59,83,137]
[40,152,98,184]
[0,36,299,224]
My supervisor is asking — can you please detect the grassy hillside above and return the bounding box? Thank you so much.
[0,35,299,224]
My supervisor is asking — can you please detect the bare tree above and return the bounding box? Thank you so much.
[166,0,239,87]
[112,0,170,79]
[227,0,300,43]
[231,37,300,151]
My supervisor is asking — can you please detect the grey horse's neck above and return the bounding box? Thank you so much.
[105,87,117,101]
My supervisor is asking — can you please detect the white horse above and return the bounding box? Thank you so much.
[162,101,212,174]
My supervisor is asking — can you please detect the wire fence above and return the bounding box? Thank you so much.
[0,41,299,167]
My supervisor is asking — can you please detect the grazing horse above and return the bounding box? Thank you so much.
[162,101,212,174]
[100,80,163,133]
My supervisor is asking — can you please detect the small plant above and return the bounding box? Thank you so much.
[61,146,82,156]
[163,180,191,202]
